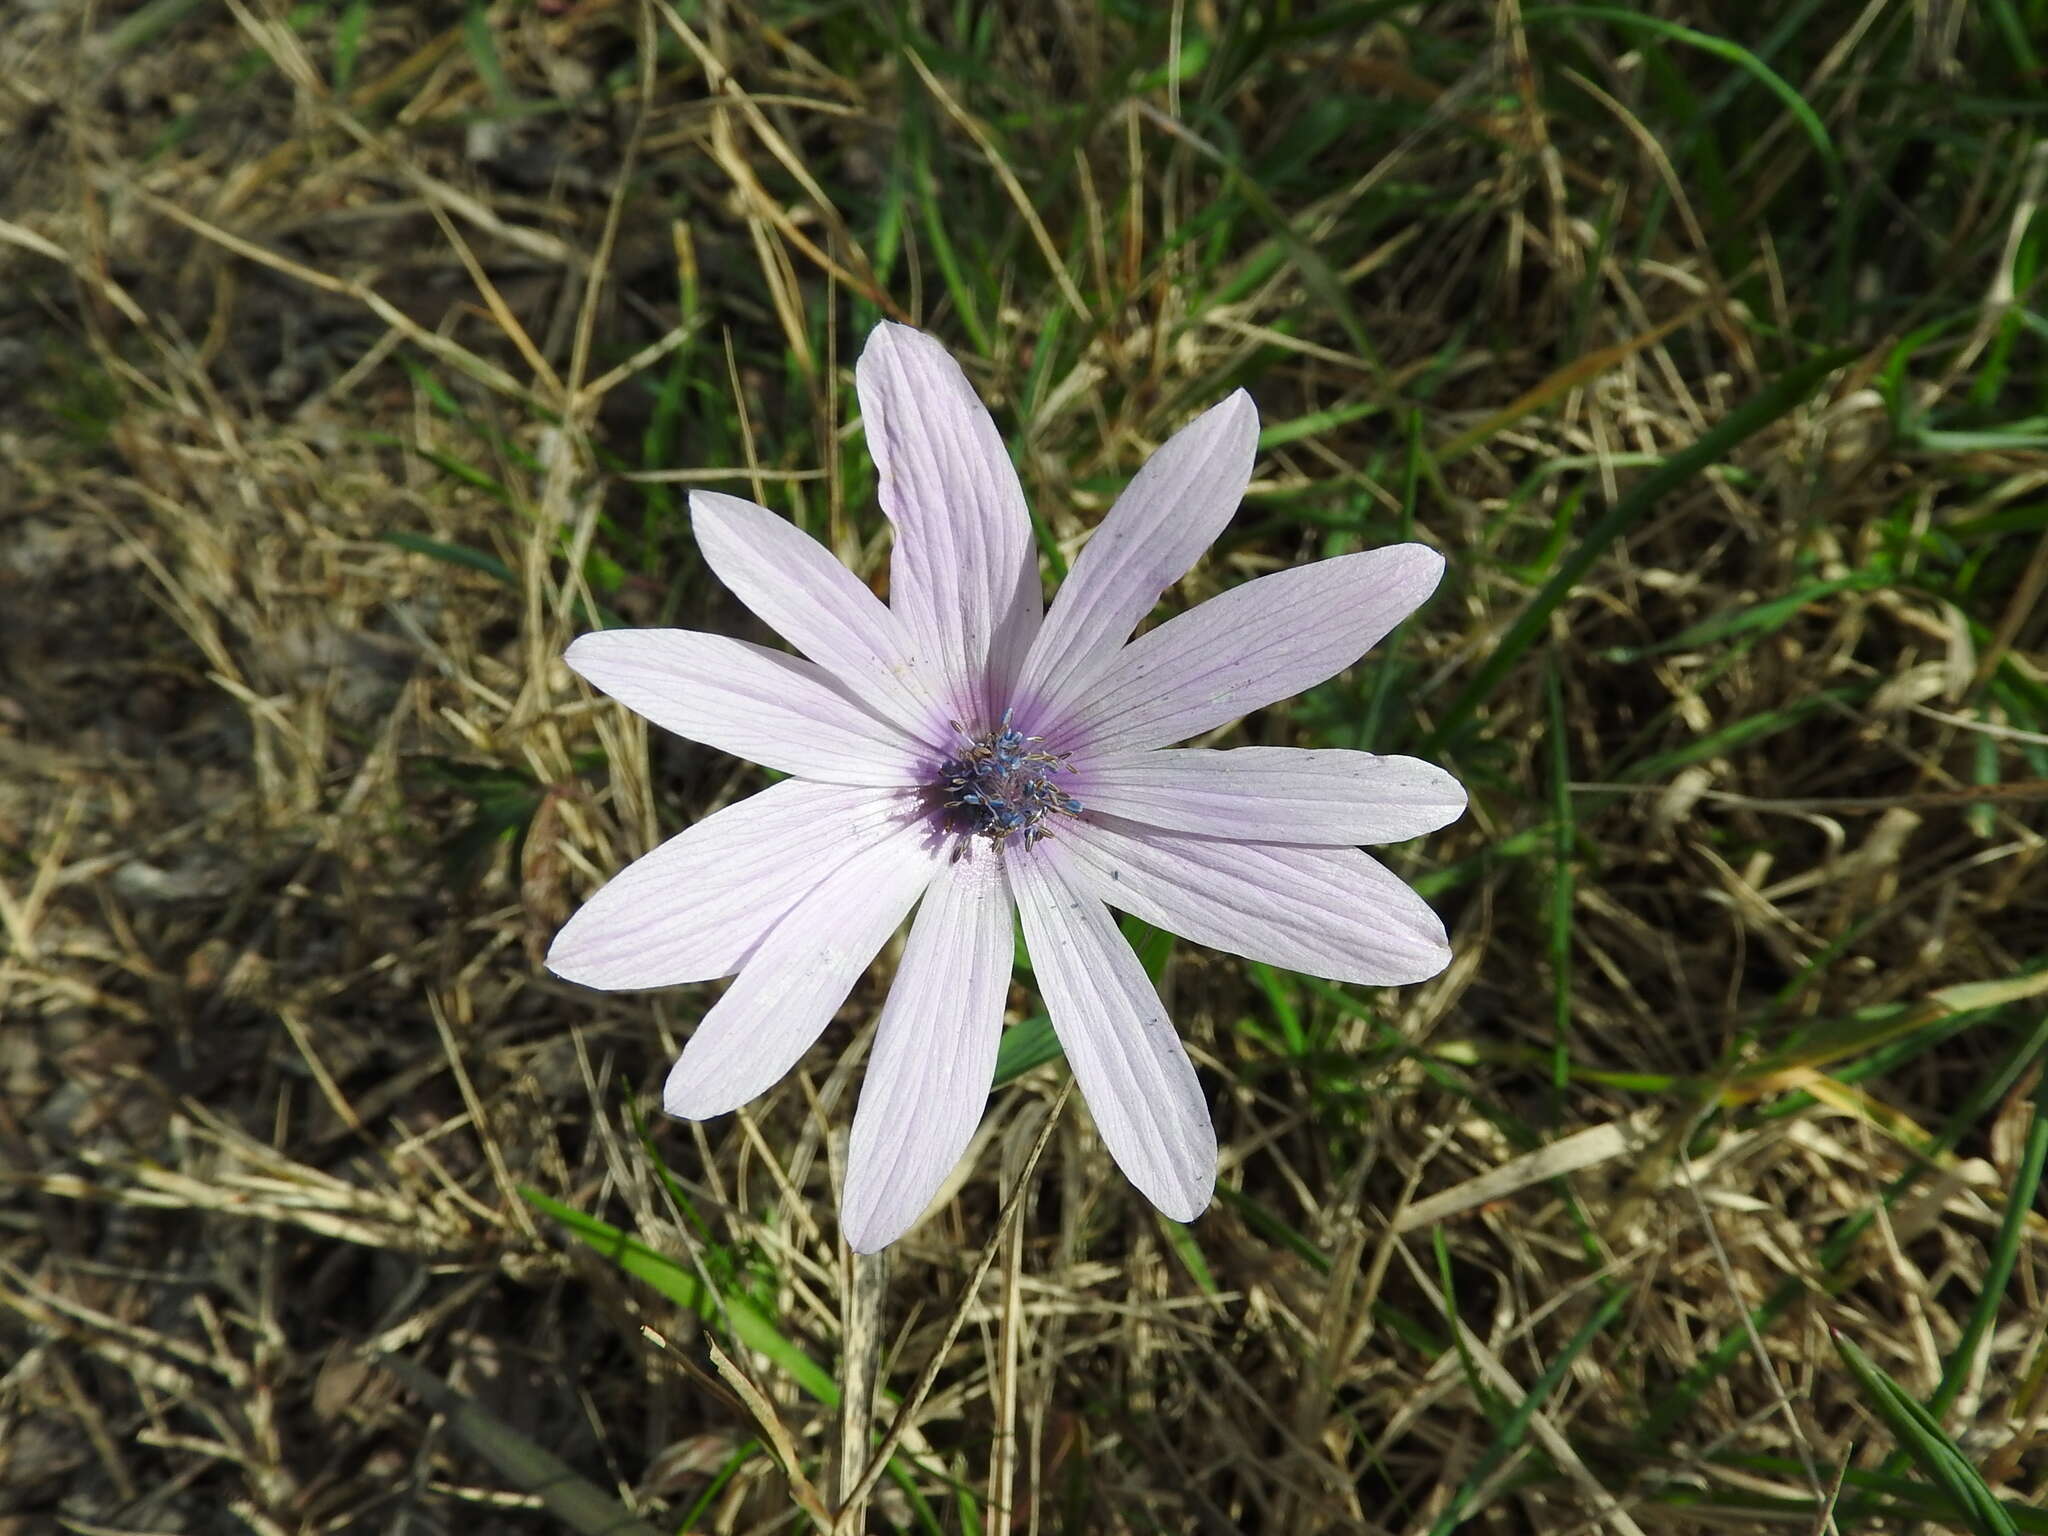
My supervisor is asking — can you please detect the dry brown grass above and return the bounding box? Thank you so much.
[4,2,2046,1533]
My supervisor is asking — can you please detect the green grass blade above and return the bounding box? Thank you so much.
[521,1187,841,1405]
[460,0,515,113]
[1525,7,1840,178]
[1545,663,1574,1103]
[1425,1284,1631,1536]
[1600,573,1887,662]
[379,1356,667,1536]
[1837,1056,2048,1527]
[381,530,517,587]
[1934,1064,2048,1419]
[331,0,371,90]
[1156,1216,1220,1295]
[1427,346,1858,748]
[1633,1011,2048,1451]
[674,1438,762,1532]
[1832,1331,2020,1536]
[992,1015,1060,1086]
[997,918,1172,1085]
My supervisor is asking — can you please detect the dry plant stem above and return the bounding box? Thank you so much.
[835,1082,1073,1531]
[1391,1241,1652,1536]
[987,1203,1024,1529]
[903,47,1092,321]
[128,186,540,410]
[9,6,2045,1528]
[705,1339,834,1533]
[1677,1155,1833,1524]
[833,1246,888,1521]
[648,0,895,311]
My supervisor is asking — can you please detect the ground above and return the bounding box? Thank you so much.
[2,2,2045,1533]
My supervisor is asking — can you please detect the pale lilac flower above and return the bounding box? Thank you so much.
[548,322,1463,1251]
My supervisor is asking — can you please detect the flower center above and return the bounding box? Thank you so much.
[933,709,1083,849]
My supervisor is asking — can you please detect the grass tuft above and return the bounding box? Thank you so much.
[2,1,2044,1531]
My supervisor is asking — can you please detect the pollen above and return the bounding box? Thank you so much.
[934,709,1083,848]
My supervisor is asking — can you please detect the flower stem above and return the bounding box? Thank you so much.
[833,1245,889,1524]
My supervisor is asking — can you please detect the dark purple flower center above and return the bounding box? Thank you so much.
[934,709,1083,848]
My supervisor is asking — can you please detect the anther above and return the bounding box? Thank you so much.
[932,712,1082,849]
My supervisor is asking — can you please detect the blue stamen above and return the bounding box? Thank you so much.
[934,710,1083,848]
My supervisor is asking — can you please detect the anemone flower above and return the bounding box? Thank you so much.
[548,322,1463,1251]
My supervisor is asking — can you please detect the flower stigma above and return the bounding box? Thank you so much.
[933,708,1083,849]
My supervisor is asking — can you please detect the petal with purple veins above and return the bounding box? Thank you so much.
[690,490,949,748]
[1048,545,1444,756]
[841,849,1013,1252]
[1017,391,1258,728]
[1071,747,1467,845]
[566,629,927,786]
[1057,815,1451,986]
[662,821,942,1120]
[1008,840,1215,1222]
[547,780,923,990]
[855,322,1041,724]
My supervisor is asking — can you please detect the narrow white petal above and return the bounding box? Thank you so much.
[690,491,949,747]
[566,629,927,786]
[1073,747,1467,844]
[841,850,1013,1252]
[547,781,921,990]
[1050,545,1444,756]
[1057,816,1451,985]
[662,822,942,1120]
[1019,391,1257,725]
[855,322,1041,725]
[1008,841,1215,1222]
